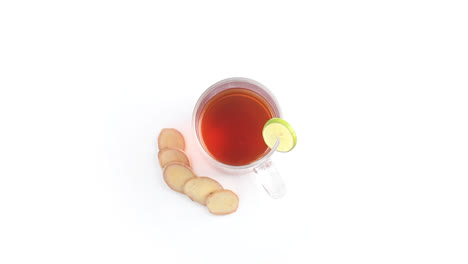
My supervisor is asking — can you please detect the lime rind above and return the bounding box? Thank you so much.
[262,118,297,152]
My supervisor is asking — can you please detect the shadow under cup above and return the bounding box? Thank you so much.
[193,77,282,171]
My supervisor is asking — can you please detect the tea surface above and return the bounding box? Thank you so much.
[200,89,273,166]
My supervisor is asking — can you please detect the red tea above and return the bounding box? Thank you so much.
[200,88,274,166]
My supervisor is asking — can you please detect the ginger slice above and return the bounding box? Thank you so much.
[206,190,239,215]
[163,163,196,193]
[158,128,185,150]
[158,148,190,168]
[183,177,223,205]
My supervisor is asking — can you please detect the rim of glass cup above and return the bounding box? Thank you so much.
[192,77,282,171]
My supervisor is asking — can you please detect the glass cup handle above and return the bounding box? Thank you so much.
[254,158,286,199]
[254,138,285,198]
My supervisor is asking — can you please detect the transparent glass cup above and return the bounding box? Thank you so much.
[192,77,286,198]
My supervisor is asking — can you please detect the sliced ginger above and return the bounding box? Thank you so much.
[163,163,196,193]
[183,177,223,205]
[206,190,239,215]
[158,128,185,150]
[158,148,190,168]
[158,127,238,215]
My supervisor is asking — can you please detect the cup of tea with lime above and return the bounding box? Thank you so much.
[193,77,296,198]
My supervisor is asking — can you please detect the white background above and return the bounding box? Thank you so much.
[1,0,467,263]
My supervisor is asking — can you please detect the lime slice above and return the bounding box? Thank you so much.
[262,118,297,152]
